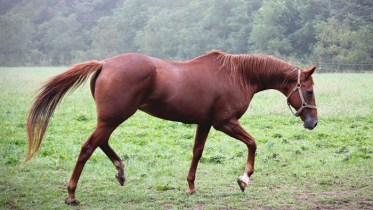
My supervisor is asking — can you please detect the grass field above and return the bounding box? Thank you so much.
[0,67,372,209]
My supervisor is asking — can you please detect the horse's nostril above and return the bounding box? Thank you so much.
[304,120,318,130]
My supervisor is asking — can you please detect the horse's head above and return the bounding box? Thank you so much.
[285,66,318,130]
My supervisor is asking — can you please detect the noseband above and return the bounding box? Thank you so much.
[287,70,317,117]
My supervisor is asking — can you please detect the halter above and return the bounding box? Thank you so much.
[287,70,317,117]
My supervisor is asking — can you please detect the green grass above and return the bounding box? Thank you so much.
[0,67,372,209]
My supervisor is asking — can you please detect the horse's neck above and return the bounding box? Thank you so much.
[253,69,291,95]
[201,52,292,95]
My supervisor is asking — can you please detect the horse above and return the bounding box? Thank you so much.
[26,50,318,205]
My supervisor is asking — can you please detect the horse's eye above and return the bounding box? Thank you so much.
[306,90,313,96]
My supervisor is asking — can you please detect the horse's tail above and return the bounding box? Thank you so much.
[26,60,103,162]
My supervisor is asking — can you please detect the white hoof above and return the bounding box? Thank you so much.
[238,175,250,185]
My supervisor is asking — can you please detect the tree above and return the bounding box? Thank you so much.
[314,16,373,64]
[290,0,330,55]
[41,14,88,65]
[0,13,34,66]
[89,0,157,60]
[226,0,263,54]
[249,0,295,56]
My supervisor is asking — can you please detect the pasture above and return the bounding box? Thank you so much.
[0,67,372,209]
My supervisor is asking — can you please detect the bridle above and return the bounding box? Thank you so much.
[287,70,317,117]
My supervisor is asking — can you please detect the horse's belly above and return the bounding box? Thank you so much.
[139,102,211,124]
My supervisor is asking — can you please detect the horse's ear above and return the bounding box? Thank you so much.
[305,65,316,78]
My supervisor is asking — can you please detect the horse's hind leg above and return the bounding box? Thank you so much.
[65,57,154,204]
[65,100,139,205]
[100,142,126,185]
[65,122,118,205]
[65,103,138,205]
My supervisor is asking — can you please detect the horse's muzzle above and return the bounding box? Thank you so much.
[304,119,318,130]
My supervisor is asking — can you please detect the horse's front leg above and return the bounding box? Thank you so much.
[186,124,211,194]
[215,119,257,192]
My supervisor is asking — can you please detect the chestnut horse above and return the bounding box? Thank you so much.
[26,50,318,204]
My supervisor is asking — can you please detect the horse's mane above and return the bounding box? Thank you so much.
[210,50,299,90]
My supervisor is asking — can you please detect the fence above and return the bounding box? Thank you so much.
[317,62,373,73]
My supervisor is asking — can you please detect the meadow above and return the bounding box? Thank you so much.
[0,67,372,209]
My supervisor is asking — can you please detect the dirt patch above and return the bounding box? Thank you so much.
[297,191,371,209]
[160,203,173,209]
[4,198,16,208]
[358,199,373,208]
[196,202,204,210]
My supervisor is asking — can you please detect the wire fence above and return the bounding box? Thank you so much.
[317,62,373,73]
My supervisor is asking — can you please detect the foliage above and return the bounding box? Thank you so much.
[0,13,34,66]
[314,16,373,63]
[0,0,372,67]
[40,14,88,65]
[249,0,295,56]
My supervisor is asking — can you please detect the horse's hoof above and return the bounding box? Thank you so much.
[116,172,125,186]
[185,189,198,194]
[65,196,79,205]
[237,179,247,192]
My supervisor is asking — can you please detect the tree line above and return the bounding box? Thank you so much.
[1,0,372,68]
